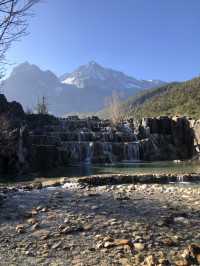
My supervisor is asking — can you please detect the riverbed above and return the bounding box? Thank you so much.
[0,162,200,265]
[0,179,200,265]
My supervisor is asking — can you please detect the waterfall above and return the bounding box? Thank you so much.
[68,142,81,162]
[17,126,26,163]
[81,142,93,164]
[57,119,143,164]
[124,142,140,161]
[150,135,158,151]
[103,142,113,162]
[79,131,83,141]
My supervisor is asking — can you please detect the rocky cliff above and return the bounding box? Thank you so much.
[138,116,194,160]
[0,94,30,175]
[190,119,200,159]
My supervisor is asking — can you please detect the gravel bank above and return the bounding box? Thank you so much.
[0,177,200,265]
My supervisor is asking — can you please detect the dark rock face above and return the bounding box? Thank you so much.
[0,94,29,175]
[0,94,9,113]
[138,116,194,160]
[0,94,199,177]
[31,145,61,171]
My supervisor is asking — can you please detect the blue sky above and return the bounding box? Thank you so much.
[7,0,200,81]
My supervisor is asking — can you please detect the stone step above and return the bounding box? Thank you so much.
[30,131,136,143]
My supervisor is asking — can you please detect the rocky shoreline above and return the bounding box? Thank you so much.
[0,174,200,265]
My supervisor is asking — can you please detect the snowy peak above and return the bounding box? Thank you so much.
[61,61,111,87]
[61,61,166,90]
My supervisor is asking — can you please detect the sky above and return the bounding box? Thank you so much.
[6,0,200,81]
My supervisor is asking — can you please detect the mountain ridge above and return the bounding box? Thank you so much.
[120,76,200,119]
[61,61,165,92]
[2,61,166,116]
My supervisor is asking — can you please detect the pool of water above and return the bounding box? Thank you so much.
[64,161,200,176]
[1,161,200,185]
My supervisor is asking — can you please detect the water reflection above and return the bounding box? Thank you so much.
[1,161,200,184]
[47,160,200,178]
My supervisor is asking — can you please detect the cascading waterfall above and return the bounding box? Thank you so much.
[81,142,94,164]
[177,175,184,183]
[48,120,143,164]
[103,142,113,162]
[30,116,194,167]
[63,139,141,164]
[17,126,26,164]
[124,142,140,161]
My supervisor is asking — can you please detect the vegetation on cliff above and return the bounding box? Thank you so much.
[123,77,200,119]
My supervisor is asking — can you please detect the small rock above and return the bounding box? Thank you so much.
[174,217,190,224]
[134,253,144,264]
[134,242,145,251]
[91,205,98,210]
[31,208,38,216]
[16,224,25,234]
[119,258,131,266]
[31,182,42,189]
[52,241,62,250]
[103,239,131,249]
[94,234,102,240]
[31,229,50,239]
[25,250,34,256]
[83,224,92,231]
[103,236,114,242]
[196,254,200,264]
[31,222,40,231]
[104,241,115,248]
[174,258,190,266]
[96,241,104,249]
[143,255,158,266]
[36,206,43,211]
[27,218,37,225]
[161,238,175,247]
[41,207,48,212]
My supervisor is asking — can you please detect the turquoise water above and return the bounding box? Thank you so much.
[1,161,200,185]
[42,160,200,178]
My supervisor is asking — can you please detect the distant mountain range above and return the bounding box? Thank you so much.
[1,61,166,116]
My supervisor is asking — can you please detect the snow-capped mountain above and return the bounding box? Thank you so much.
[2,61,166,115]
[61,61,165,93]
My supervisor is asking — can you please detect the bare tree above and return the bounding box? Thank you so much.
[105,91,132,124]
[0,0,40,77]
[35,96,48,114]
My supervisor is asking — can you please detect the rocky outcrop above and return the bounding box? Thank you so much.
[138,116,194,160]
[63,173,200,187]
[0,94,29,175]
[190,119,200,159]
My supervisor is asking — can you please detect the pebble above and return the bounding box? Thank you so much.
[52,241,62,250]
[134,242,145,251]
